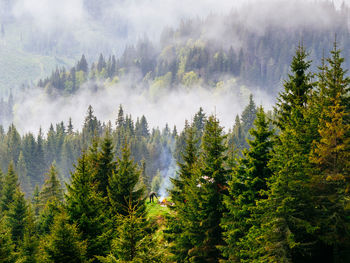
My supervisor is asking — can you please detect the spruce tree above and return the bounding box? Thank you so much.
[41,212,87,263]
[1,163,19,212]
[108,141,145,217]
[309,42,350,262]
[276,44,313,130]
[252,44,318,262]
[40,163,64,206]
[65,152,111,261]
[221,107,274,262]
[166,126,197,262]
[98,197,162,263]
[6,188,27,246]
[186,115,228,262]
[16,205,39,263]
[0,217,15,263]
[93,134,116,198]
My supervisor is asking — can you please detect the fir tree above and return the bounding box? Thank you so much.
[1,163,19,212]
[0,217,15,263]
[65,153,111,261]
[40,163,64,206]
[41,212,87,263]
[108,141,145,217]
[16,205,39,263]
[93,134,115,198]
[98,197,162,263]
[221,107,274,262]
[309,42,350,262]
[6,188,27,246]
[187,115,228,262]
[166,126,197,262]
[276,44,313,130]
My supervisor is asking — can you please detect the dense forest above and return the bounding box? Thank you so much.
[0,40,349,262]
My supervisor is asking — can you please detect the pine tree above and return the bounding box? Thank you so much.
[308,42,350,262]
[0,168,4,201]
[16,205,39,263]
[166,126,197,262]
[186,115,228,262]
[1,163,19,212]
[276,44,313,130]
[241,94,257,136]
[252,44,318,262]
[221,107,274,261]
[41,212,87,263]
[40,163,64,206]
[65,153,111,261]
[97,199,162,263]
[108,141,145,217]
[93,134,115,198]
[6,188,27,246]
[0,217,15,263]
[16,152,31,196]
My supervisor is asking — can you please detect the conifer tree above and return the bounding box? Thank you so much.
[16,152,31,196]
[65,153,111,261]
[166,126,197,262]
[31,186,40,217]
[276,44,313,130]
[1,163,19,212]
[241,94,257,135]
[93,134,116,198]
[40,163,64,206]
[41,212,87,263]
[6,188,27,246]
[108,141,145,217]
[309,42,350,261]
[252,44,318,262]
[16,205,39,263]
[98,197,162,263]
[221,107,274,261]
[186,115,228,262]
[0,217,15,263]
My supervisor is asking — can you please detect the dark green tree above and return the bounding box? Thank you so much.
[1,163,19,212]
[186,115,228,262]
[6,188,27,246]
[221,107,274,261]
[40,163,64,206]
[65,153,111,261]
[107,141,145,217]
[41,212,87,263]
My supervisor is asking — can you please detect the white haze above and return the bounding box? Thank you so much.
[10,0,350,48]
[13,82,274,135]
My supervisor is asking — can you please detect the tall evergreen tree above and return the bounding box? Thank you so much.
[0,217,15,263]
[65,153,111,261]
[186,115,228,262]
[6,188,27,246]
[93,134,115,198]
[251,44,318,262]
[108,141,145,217]
[276,44,313,130]
[41,212,87,263]
[98,200,162,263]
[221,107,274,262]
[1,163,19,212]
[166,126,197,262]
[40,163,64,206]
[308,42,350,262]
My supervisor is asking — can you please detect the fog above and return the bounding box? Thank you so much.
[13,81,274,134]
[2,0,348,133]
